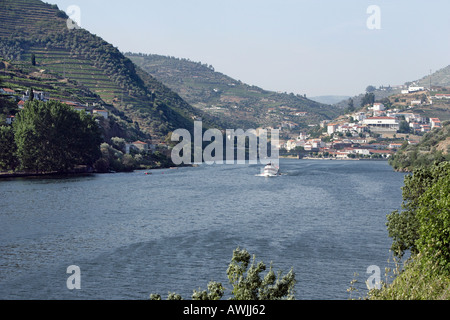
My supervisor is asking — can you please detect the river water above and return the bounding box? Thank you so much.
[0,159,406,300]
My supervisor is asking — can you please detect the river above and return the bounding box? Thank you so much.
[0,159,406,300]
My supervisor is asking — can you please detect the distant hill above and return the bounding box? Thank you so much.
[0,0,224,140]
[125,53,343,130]
[334,87,402,110]
[310,95,351,105]
[334,65,450,109]
[414,65,450,88]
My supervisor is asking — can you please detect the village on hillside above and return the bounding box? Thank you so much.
[277,84,448,160]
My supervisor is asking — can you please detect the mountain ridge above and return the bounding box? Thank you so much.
[125,52,343,130]
[0,0,225,141]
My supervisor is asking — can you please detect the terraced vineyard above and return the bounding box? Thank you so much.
[0,57,151,145]
[0,0,126,105]
[0,0,67,38]
[20,47,125,103]
[0,0,219,139]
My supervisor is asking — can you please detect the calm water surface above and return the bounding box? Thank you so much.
[0,159,406,300]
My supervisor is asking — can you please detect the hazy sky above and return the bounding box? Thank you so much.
[50,0,450,97]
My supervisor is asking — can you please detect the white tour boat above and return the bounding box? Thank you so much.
[261,162,280,177]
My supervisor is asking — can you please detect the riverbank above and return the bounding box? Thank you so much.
[0,171,94,179]
[302,157,359,161]
[0,163,195,179]
[280,156,388,161]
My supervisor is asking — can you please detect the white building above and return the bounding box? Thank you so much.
[327,123,338,135]
[1,88,15,95]
[372,103,385,111]
[363,117,400,132]
[285,140,298,151]
[430,118,441,129]
[352,148,371,156]
[285,139,306,151]
[353,112,367,122]
[408,86,425,93]
[395,113,416,122]
[23,90,50,102]
[433,94,450,99]
[309,139,324,149]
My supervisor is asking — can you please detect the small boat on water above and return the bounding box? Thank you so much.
[260,162,280,177]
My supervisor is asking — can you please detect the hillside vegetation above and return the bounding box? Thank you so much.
[415,65,450,88]
[126,53,343,130]
[367,161,450,300]
[389,120,450,171]
[0,58,145,142]
[0,0,225,140]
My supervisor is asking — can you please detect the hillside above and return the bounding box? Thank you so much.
[334,87,402,110]
[414,65,450,88]
[125,53,343,130]
[388,120,450,171]
[0,0,224,141]
[310,95,351,105]
[0,57,145,142]
[334,65,450,109]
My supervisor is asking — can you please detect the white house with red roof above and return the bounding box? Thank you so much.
[0,88,15,95]
[430,118,441,129]
[327,123,338,135]
[421,125,431,133]
[433,94,450,99]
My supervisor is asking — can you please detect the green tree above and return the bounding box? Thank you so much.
[13,100,102,173]
[415,168,450,272]
[368,162,450,300]
[0,95,18,119]
[361,93,375,107]
[31,53,36,66]
[227,247,296,300]
[366,85,376,93]
[0,125,18,171]
[386,162,450,258]
[110,136,126,153]
[398,121,410,134]
[150,248,296,300]
[345,98,355,113]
